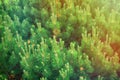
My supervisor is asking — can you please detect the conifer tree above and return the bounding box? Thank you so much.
[0,0,120,80]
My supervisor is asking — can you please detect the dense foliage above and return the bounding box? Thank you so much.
[0,0,120,80]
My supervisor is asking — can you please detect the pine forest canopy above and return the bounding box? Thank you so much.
[0,0,120,80]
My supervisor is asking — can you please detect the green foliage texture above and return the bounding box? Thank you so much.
[0,0,120,80]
